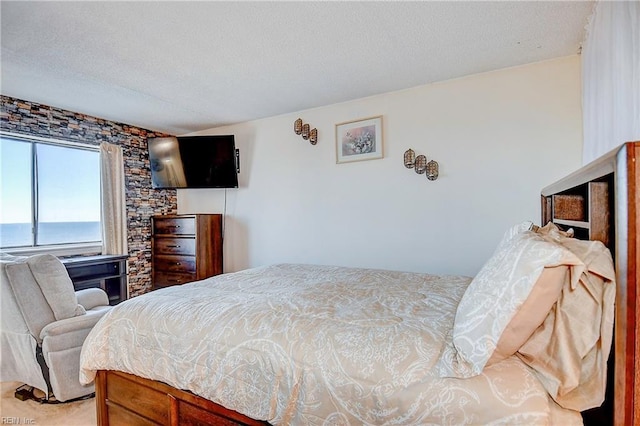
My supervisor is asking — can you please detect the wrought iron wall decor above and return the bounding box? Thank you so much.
[403,148,439,181]
[293,118,318,145]
[426,159,439,180]
[414,155,427,174]
[404,149,415,168]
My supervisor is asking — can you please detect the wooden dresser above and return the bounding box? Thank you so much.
[151,214,223,289]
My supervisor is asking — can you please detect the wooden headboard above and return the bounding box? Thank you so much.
[541,141,639,426]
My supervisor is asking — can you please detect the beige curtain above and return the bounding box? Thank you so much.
[582,1,640,164]
[100,142,128,255]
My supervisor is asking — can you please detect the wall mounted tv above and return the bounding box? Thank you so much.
[148,135,239,189]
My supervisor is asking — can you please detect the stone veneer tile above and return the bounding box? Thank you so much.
[0,95,177,297]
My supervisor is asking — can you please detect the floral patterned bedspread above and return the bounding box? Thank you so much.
[80,264,579,425]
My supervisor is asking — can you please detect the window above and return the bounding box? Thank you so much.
[0,133,101,250]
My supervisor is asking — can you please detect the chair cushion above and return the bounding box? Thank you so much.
[27,254,85,320]
[5,254,84,341]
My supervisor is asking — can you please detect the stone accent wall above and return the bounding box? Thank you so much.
[0,95,177,297]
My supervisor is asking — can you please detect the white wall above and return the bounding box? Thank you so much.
[179,56,583,277]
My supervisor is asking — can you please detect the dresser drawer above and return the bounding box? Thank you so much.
[153,255,196,273]
[154,237,196,255]
[154,271,196,287]
[106,371,168,424]
[153,217,195,235]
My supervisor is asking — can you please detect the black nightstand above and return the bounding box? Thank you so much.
[62,254,128,305]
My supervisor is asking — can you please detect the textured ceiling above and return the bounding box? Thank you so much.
[1,1,594,135]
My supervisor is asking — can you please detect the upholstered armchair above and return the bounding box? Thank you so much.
[1,253,112,402]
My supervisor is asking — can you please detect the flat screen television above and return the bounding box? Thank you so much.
[148,135,239,189]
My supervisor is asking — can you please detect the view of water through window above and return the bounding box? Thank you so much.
[0,135,101,248]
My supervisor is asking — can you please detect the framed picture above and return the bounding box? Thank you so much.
[335,116,383,164]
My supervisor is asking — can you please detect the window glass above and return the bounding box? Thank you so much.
[0,138,33,247]
[36,143,101,245]
[0,134,101,248]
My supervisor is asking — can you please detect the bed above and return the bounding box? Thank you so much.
[80,141,639,426]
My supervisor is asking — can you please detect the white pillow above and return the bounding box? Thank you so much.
[436,223,584,378]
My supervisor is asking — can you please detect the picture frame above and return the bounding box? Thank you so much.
[335,116,383,164]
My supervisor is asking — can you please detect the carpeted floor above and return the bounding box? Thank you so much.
[0,382,96,426]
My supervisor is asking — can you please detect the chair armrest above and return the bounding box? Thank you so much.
[39,309,108,340]
[76,288,109,310]
[40,308,111,354]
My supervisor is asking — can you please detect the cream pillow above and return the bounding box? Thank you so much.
[436,223,584,378]
[486,222,575,365]
[486,265,569,365]
[517,225,615,411]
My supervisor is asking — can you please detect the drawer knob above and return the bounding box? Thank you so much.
[175,262,181,265]
[167,245,180,248]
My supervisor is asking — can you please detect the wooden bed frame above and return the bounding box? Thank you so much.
[540,141,639,426]
[95,141,639,426]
